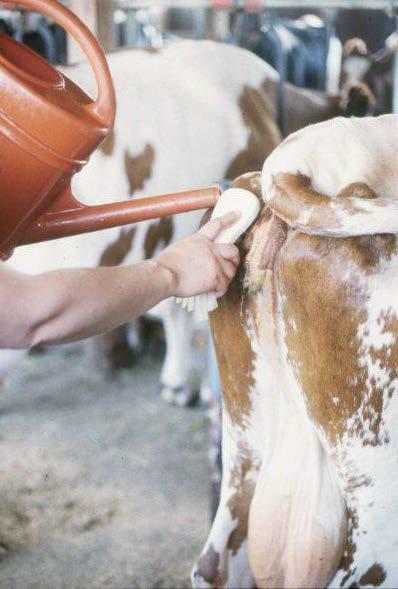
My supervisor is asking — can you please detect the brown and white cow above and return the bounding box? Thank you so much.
[341,34,397,115]
[2,40,373,403]
[193,114,398,588]
[2,40,280,401]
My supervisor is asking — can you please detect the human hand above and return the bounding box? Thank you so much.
[155,212,241,298]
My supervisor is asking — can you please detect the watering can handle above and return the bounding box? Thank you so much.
[13,0,116,129]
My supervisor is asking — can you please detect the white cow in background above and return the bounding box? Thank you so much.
[2,40,281,403]
[1,40,372,403]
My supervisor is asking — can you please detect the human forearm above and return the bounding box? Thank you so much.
[0,212,240,350]
[0,261,174,349]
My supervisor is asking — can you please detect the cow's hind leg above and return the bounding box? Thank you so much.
[160,300,197,406]
[192,412,258,589]
[86,324,137,372]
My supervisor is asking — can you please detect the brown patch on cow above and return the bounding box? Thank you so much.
[124,144,155,194]
[284,81,374,135]
[98,227,136,266]
[210,272,255,428]
[339,507,359,586]
[95,227,137,371]
[143,217,173,260]
[359,563,386,587]
[270,173,340,230]
[209,173,263,428]
[338,183,378,201]
[232,170,263,198]
[227,479,255,556]
[368,308,398,422]
[284,83,343,134]
[339,82,376,118]
[88,325,137,372]
[224,83,281,180]
[262,77,278,119]
[195,544,227,588]
[226,450,258,556]
[277,229,397,447]
[100,130,116,157]
[271,175,378,230]
[269,174,391,237]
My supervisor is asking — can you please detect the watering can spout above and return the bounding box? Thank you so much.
[20,186,221,246]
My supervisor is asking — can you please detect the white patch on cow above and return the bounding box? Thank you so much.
[70,41,277,206]
[329,253,398,588]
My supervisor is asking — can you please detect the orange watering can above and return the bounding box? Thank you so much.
[0,0,220,260]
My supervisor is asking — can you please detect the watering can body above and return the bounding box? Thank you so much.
[0,0,117,259]
[0,34,112,259]
[0,0,218,260]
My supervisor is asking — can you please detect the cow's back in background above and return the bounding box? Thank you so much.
[4,41,281,401]
[3,40,373,401]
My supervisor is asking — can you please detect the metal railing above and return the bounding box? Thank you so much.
[116,0,397,10]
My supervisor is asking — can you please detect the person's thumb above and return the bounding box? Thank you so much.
[198,211,240,241]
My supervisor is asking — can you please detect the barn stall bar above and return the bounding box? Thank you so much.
[0,1,398,588]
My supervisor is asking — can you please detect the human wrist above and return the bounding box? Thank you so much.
[147,258,178,298]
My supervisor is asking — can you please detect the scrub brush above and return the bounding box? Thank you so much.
[174,187,260,318]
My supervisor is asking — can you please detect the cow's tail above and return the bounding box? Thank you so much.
[265,172,398,237]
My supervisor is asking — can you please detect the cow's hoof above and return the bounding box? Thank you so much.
[190,568,212,589]
[161,385,199,407]
[161,386,175,404]
[107,343,138,370]
[0,542,9,561]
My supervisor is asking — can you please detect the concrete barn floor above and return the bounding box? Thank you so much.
[0,345,210,589]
